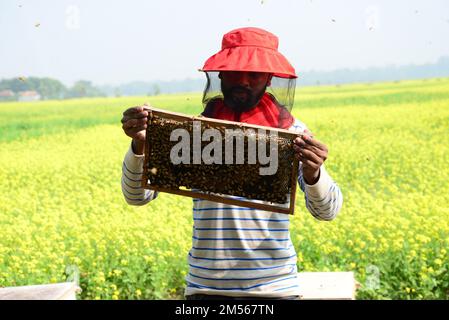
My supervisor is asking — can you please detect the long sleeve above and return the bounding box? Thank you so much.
[121,144,158,206]
[298,164,343,221]
[289,118,343,221]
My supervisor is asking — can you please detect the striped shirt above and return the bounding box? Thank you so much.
[121,118,343,298]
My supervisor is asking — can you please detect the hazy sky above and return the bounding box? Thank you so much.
[1,0,448,85]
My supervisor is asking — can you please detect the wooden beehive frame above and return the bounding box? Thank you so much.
[141,107,301,214]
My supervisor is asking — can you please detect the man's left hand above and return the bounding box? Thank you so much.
[293,131,328,185]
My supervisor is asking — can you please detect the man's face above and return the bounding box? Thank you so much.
[220,71,272,112]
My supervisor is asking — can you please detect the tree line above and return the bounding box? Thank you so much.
[2,56,448,101]
[0,77,105,101]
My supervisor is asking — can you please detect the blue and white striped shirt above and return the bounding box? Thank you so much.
[121,118,343,298]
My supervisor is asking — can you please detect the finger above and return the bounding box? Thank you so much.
[293,136,306,146]
[123,106,150,116]
[122,118,147,130]
[124,127,147,140]
[294,137,318,154]
[303,135,327,151]
[293,131,314,144]
[122,107,142,116]
[302,134,324,149]
[300,143,327,158]
[133,117,148,126]
[293,143,302,151]
[121,112,148,124]
[299,148,323,166]
[300,158,322,171]
[293,137,327,160]
[294,138,314,155]
[126,125,147,136]
[122,110,149,120]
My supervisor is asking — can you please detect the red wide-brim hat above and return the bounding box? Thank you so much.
[201,27,297,79]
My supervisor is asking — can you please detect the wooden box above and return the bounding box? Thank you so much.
[142,107,301,214]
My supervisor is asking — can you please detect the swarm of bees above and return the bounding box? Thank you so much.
[144,114,296,204]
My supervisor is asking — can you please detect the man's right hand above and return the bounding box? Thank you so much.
[121,105,150,155]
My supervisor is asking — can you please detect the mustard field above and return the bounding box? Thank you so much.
[0,78,448,299]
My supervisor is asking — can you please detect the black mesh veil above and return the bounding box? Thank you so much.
[266,76,296,111]
[202,71,296,113]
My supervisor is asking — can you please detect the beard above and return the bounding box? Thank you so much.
[221,84,266,112]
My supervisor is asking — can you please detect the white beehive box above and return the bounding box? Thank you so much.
[0,273,358,300]
[298,272,359,300]
[0,282,81,300]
